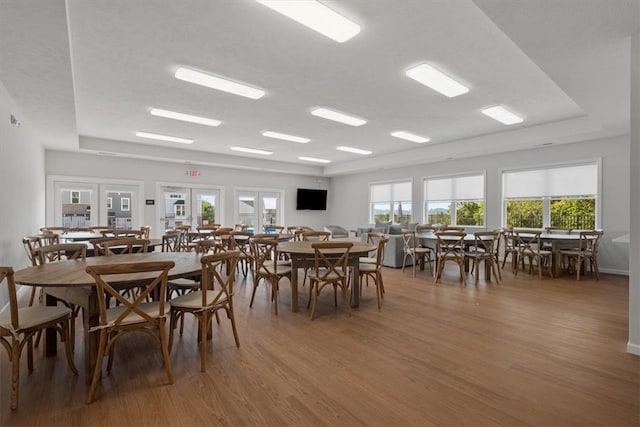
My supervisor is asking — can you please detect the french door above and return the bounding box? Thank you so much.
[235,189,283,233]
[158,185,222,231]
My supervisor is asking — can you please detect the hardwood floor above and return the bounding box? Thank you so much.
[1,264,638,426]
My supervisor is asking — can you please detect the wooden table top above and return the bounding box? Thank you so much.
[14,252,202,287]
[278,240,375,255]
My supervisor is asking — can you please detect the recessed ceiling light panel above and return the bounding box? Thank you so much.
[256,0,360,43]
[135,131,193,144]
[481,105,524,125]
[150,108,221,127]
[336,146,372,155]
[310,107,366,126]
[391,131,430,143]
[262,131,310,143]
[175,67,265,99]
[299,156,331,164]
[230,146,273,155]
[405,64,469,98]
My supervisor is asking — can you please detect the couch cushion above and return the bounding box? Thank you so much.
[375,221,391,233]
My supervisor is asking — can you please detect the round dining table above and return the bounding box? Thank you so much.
[14,251,203,381]
[278,239,375,311]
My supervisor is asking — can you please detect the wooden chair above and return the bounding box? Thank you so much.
[234,223,249,232]
[39,226,69,235]
[501,227,520,273]
[31,243,87,350]
[197,223,220,232]
[560,230,603,280]
[0,267,78,410]
[88,225,111,233]
[440,226,465,232]
[513,230,553,279]
[307,241,353,320]
[169,251,240,372]
[84,260,175,404]
[100,229,143,239]
[139,225,151,239]
[230,231,253,277]
[162,230,182,252]
[464,231,502,286]
[263,225,285,234]
[360,231,387,264]
[358,235,389,309]
[401,229,433,277]
[434,231,467,286]
[100,238,149,255]
[22,236,44,306]
[415,224,438,234]
[250,238,292,315]
[301,231,330,286]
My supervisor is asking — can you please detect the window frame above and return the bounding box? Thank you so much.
[106,197,112,210]
[369,179,413,224]
[423,171,486,227]
[121,197,130,212]
[500,159,601,229]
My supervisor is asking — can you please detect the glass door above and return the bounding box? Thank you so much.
[235,189,283,233]
[53,181,99,228]
[159,185,221,231]
[192,188,220,227]
[100,184,140,229]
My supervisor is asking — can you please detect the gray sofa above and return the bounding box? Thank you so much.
[356,222,419,268]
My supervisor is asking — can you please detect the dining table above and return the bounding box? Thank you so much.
[14,251,203,382]
[277,239,376,312]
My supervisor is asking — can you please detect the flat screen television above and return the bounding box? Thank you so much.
[296,188,327,210]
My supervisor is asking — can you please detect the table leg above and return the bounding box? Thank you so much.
[351,257,360,308]
[290,255,299,312]
[44,293,58,357]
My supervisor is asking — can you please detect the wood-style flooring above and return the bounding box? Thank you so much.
[1,263,638,426]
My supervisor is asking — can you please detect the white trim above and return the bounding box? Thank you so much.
[627,342,640,356]
[598,268,629,276]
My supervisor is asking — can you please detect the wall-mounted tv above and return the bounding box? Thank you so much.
[296,188,327,210]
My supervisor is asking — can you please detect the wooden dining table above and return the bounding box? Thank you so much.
[14,252,203,381]
[278,239,375,312]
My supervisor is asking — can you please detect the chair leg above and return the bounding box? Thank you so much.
[342,282,352,317]
[60,320,78,376]
[249,277,260,308]
[10,337,20,410]
[576,255,582,281]
[158,320,173,383]
[87,330,108,404]
[228,306,240,348]
[199,312,208,372]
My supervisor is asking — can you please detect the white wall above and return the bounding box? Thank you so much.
[0,81,46,306]
[45,150,331,236]
[329,135,630,274]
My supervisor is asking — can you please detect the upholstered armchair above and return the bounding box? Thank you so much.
[323,225,350,239]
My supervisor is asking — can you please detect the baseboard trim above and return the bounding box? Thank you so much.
[627,342,640,356]
[599,268,629,276]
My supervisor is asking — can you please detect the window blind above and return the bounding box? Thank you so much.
[371,181,412,202]
[503,163,597,198]
[425,174,484,201]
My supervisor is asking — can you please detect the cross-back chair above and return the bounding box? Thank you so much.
[0,267,78,410]
[230,231,253,277]
[401,229,433,277]
[307,241,353,320]
[434,231,467,286]
[464,231,502,286]
[100,238,149,255]
[169,251,241,372]
[514,230,553,279]
[250,238,292,315]
[162,230,182,252]
[84,260,175,404]
[358,235,389,309]
[560,230,603,280]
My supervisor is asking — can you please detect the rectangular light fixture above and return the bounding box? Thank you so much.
[135,131,193,144]
[299,156,331,164]
[256,1,360,43]
[150,108,221,127]
[337,146,372,155]
[230,146,273,155]
[262,130,310,143]
[175,67,265,99]
[310,107,366,126]
[481,105,524,125]
[405,64,469,98]
[391,130,430,143]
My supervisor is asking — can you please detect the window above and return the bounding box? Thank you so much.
[502,162,598,229]
[175,204,186,217]
[370,180,412,223]
[121,197,130,211]
[106,197,112,209]
[424,173,485,226]
[71,191,80,204]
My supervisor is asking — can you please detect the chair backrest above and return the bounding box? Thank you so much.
[0,267,19,332]
[101,238,150,255]
[139,226,151,239]
[251,238,280,274]
[578,230,604,255]
[197,224,220,232]
[440,226,465,232]
[234,223,249,232]
[415,224,437,234]
[302,231,330,241]
[175,224,191,232]
[372,235,389,267]
[88,237,115,256]
[200,251,240,305]
[545,226,572,234]
[40,227,69,235]
[435,231,466,258]
[472,231,499,255]
[32,243,87,265]
[101,229,143,239]
[401,228,417,252]
[263,225,285,234]
[311,241,353,282]
[230,231,252,251]
[88,226,111,233]
[162,230,182,252]
[514,230,542,255]
[22,236,43,266]
[85,261,174,327]
[196,239,220,254]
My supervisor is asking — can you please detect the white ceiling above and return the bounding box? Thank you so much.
[1,0,638,176]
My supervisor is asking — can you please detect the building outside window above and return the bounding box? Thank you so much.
[106,197,112,209]
[424,173,485,226]
[121,197,130,212]
[370,180,412,223]
[502,162,598,229]
[175,204,186,217]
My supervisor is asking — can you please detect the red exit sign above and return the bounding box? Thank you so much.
[186,169,200,177]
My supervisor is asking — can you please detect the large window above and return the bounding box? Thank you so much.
[370,180,412,223]
[502,162,598,229]
[424,173,485,226]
